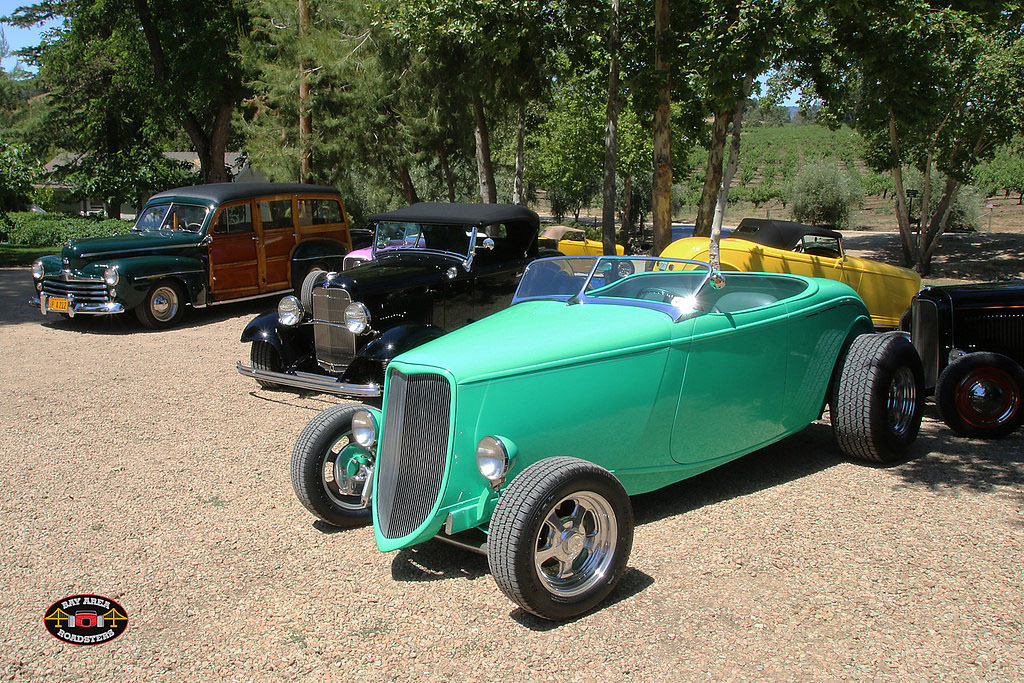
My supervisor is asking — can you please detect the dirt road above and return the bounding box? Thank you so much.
[1,266,1022,680]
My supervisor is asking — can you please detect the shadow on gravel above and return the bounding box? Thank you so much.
[247,390,344,412]
[632,422,844,527]
[508,567,656,631]
[0,267,41,327]
[892,405,1024,506]
[390,540,489,582]
[842,231,1024,281]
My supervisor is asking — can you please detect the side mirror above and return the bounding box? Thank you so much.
[202,234,213,246]
[478,237,495,251]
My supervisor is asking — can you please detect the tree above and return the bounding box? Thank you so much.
[798,2,1024,273]
[0,137,35,218]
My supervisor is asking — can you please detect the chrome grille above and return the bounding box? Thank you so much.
[912,298,939,388]
[312,287,356,373]
[961,312,1024,360]
[40,274,110,305]
[376,370,452,540]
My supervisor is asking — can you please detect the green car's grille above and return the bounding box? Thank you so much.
[41,275,110,305]
[312,287,356,373]
[376,370,451,540]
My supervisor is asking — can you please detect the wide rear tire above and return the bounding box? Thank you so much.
[831,332,924,463]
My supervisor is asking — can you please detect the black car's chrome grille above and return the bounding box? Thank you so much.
[312,287,356,373]
[961,312,1024,361]
[40,274,110,305]
[376,370,452,540]
[912,298,940,388]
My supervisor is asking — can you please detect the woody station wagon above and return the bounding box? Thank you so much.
[30,183,353,328]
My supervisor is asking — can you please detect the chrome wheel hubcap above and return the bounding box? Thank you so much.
[887,366,917,436]
[322,435,370,511]
[150,286,179,322]
[957,369,1018,427]
[534,491,617,598]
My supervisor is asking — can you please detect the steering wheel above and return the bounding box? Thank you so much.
[637,287,676,303]
[616,261,635,277]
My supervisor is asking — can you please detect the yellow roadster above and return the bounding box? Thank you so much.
[539,225,625,256]
[660,218,920,329]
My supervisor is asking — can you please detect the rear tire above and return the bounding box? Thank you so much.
[831,332,924,463]
[935,352,1024,438]
[300,267,328,311]
[250,340,283,390]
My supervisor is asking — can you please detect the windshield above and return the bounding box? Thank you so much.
[372,221,472,258]
[513,256,712,320]
[133,203,210,233]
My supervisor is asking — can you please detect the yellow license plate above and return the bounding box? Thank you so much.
[48,297,69,312]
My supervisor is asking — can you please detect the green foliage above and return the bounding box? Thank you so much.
[789,159,862,229]
[0,137,36,213]
[3,212,131,248]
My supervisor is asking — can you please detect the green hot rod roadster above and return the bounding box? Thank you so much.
[290,256,925,619]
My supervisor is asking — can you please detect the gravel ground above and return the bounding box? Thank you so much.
[2,263,1022,681]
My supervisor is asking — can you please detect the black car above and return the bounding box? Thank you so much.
[237,202,541,399]
[909,281,1024,437]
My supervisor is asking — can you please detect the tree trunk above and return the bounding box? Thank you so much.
[297,0,313,183]
[694,111,731,238]
[439,146,456,203]
[472,93,497,203]
[709,74,753,271]
[601,0,622,256]
[651,0,672,255]
[398,164,419,205]
[917,175,961,274]
[104,200,121,220]
[887,111,914,266]
[512,103,527,205]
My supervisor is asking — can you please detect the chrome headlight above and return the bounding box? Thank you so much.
[344,302,370,334]
[31,261,44,280]
[476,436,517,487]
[351,410,377,448]
[103,266,119,286]
[278,295,304,326]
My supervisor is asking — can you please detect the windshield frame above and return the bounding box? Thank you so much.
[131,201,212,234]
[512,256,713,322]
[370,220,479,265]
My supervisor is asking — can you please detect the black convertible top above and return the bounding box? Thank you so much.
[369,202,540,229]
[733,217,842,250]
[149,182,342,204]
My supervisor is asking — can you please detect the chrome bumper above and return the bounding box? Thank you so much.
[29,295,125,317]
[236,361,382,398]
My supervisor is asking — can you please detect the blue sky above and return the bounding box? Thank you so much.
[1,1,61,73]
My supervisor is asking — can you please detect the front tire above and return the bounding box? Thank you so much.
[831,332,924,463]
[935,352,1024,438]
[488,457,633,620]
[250,340,283,390]
[291,404,374,528]
[135,280,186,329]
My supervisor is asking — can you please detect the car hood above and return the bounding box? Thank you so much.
[62,231,201,269]
[325,254,462,300]
[391,299,676,384]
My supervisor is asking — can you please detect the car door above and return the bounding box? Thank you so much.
[208,201,261,300]
[670,298,792,464]
[256,196,297,292]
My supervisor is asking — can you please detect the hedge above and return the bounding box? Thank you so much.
[1,212,132,248]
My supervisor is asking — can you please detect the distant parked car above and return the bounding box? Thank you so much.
[289,255,925,620]
[237,202,542,398]
[908,281,1024,437]
[30,183,354,329]
[662,218,920,329]
[538,225,624,256]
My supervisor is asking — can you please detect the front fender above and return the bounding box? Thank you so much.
[241,311,315,369]
[106,255,207,308]
[358,324,446,363]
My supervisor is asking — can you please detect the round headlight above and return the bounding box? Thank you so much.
[278,295,304,326]
[31,261,44,280]
[476,436,509,484]
[344,302,370,334]
[103,266,119,286]
[351,410,377,448]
